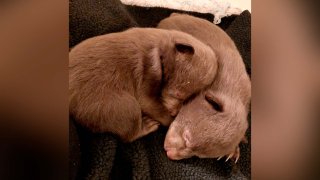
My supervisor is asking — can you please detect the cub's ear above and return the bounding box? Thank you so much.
[175,43,194,55]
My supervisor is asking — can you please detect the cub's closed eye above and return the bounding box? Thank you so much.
[205,96,223,112]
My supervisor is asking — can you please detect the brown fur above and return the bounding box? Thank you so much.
[69,28,217,142]
[158,14,251,160]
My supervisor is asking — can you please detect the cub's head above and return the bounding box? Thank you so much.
[164,91,248,161]
[160,31,218,116]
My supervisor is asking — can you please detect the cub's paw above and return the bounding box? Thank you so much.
[141,117,160,135]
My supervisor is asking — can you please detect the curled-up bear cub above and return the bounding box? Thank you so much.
[158,14,251,162]
[69,28,218,142]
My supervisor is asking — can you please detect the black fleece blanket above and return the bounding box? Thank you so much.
[69,0,251,179]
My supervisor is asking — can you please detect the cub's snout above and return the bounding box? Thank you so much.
[164,122,193,160]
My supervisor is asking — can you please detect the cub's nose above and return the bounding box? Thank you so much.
[164,128,185,151]
[166,149,181,160]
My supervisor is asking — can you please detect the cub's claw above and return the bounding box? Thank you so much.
[235,156,240,164]
[234,146,240,163]
[225,152,233,162]
[232,146,241,164]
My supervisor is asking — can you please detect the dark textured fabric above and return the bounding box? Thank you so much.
[69,118,81,180]
[69,0,251,179]
[225,11,251,77]
[69,0,138,47]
